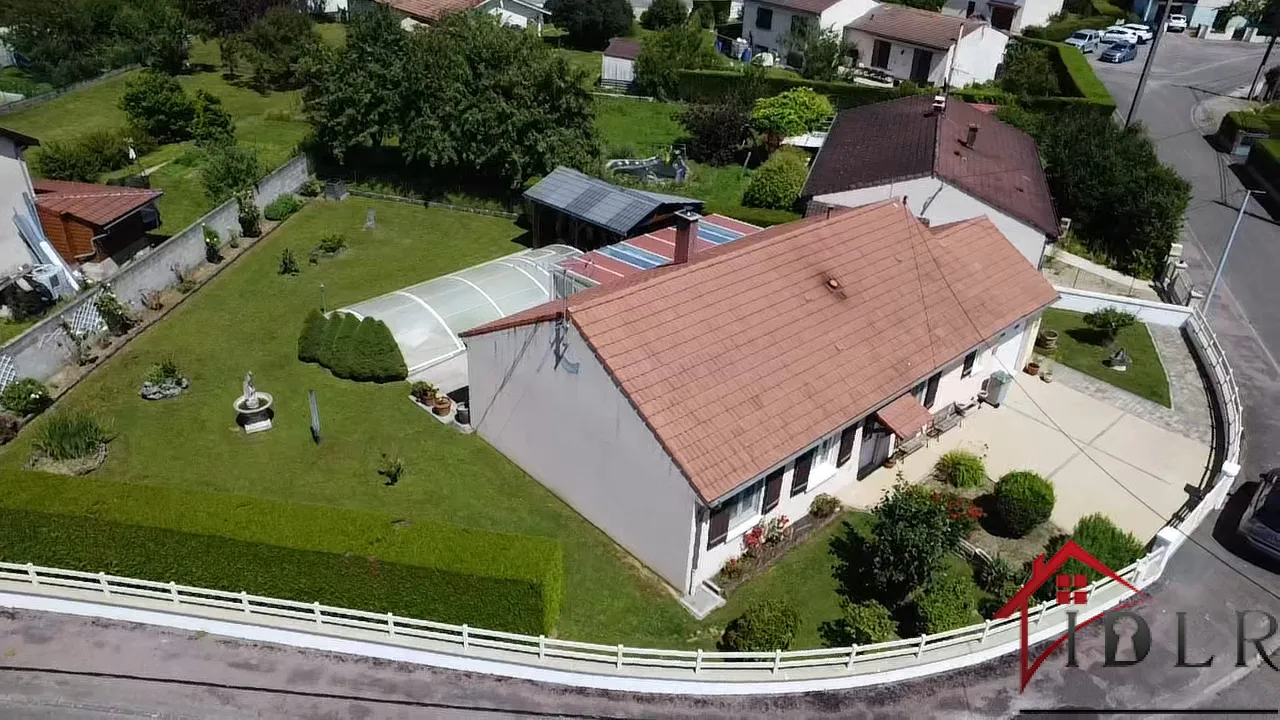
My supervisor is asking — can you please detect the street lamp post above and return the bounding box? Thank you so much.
[1205,190,1264,313]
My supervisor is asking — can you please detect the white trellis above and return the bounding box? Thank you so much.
[66,294,107,338]
[0,354,15,394]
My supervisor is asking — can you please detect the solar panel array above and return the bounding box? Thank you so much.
[524,167,702,237]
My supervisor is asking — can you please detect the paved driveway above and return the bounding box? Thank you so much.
[840,371,1210,541]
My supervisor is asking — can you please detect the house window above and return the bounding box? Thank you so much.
[790,448,815,497]
[707,480,765,549]
[962,351,978,378]
[756,7,773,30]
[871,39,891,69]
[924,372,942,409]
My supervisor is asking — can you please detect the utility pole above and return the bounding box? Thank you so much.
[1205,190,1264,313]
[1126,3,1168,128]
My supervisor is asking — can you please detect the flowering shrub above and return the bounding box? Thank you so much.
[765,515,790,544]
[742,524,766,555]
[719,557,746,581]
[931,490,984,537]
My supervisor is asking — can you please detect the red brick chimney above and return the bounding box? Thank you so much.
[673,210,700,265]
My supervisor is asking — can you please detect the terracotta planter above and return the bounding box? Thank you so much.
[1037,330,1059,351]
[1024,362,1041,376]
[432,397,452,416]
[883,457,897,469]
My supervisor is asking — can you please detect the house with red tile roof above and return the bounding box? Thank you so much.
[843,5,1008,86]
[32,179,163,270]
[353,0,549,32]
[802,94,1059,269]
[460,200,1057,602]
[740,0,877,62]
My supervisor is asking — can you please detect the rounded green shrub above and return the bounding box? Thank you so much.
[743,149,809,211]
[1065,513,1145,574]
[915,573,980,634]
[975,554,1024,601]
[1,378,53,417]
[719,600,801,651]
[297,309,326,363]
[839,599,897,645]
[995,470,1055,537]
[264,194,304,221]
[33,410,112,461]
[934,450,986,489]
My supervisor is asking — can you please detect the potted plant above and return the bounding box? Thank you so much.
[884,452,899,469]
[1024,360,1041,376]
[409,382,436,407]
[1037,329,1059,351]
[431,391,453,416]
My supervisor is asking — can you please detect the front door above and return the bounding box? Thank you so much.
[857,420,892,479]
[910,48,933,84]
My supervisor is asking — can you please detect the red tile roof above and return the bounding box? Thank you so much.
[466,201,1057,502]
[875,393,932,439]
[33,179,162,228]
[803,95,1060,237]
[378,0,484,22]
[604,37,642,60]
[848,5,983,51]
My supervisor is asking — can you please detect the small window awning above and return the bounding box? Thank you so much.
[875,393,932,440]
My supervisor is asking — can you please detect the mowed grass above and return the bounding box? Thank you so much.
[0,198,704,647]
[2,39,310,234]
[1040,308,1171,407]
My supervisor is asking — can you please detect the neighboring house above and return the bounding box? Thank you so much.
[0,30,15,68]
[32,179,162,276]
[354,0,550,31]
[524,167,703,250]
[461,200,1057,598]
[844,4,1007,86]
[940,0,1062,33]
[740,0,875,61]
[601,38,641,90]
[0,128,77,296]
[1131,0,1226,27]
[802,94,1059,267]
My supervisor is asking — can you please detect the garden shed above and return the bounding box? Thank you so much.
[524,167,703,250]
[601,38,641,90]
[337,244,580,391]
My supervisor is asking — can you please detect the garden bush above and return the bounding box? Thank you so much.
[191,90,236,147]
[0,473,564,634]
[143,357,183,386]
[837,599,897,644]
[934,450,986,489]
[995,471,1056,537]
[719,600,801,651]
[743,149,808,211]
[33,411,112,461]
[867,482,970,604]
[301,313,406,382]
[318,233,347,254]
[1042,513,1145,585]
[750,87,835,140]
[975,554,1024,601]
[1,378,53,417]
[297,309,326,362]
[94,292,136,335]
[680,102,752,165]
[35,129,133,182]
[278,248,301,275]
[299,178,323,197]
[1083,306,1136,343]
[915,573,980,634]
[809,493,842,519]
[263,194,304,221]
[119,70,195,143]
[204,144,263,203]
[237,191,262,238]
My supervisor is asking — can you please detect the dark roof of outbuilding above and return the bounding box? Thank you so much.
[604,37,642,60]
[523,167,703,237]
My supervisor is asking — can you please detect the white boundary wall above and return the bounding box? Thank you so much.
[0,303,1243,696]
[1052,287,1194,328]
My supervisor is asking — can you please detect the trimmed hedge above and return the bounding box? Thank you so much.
[300,312,407,382]
[1250,139,1280,189]
[995,470,1056,537]
[1221,110,1280,149]
[743,148,809,211]
[1022,15,1116,43]
[1017,37,1116,112]
[719,600,802,651]
[675,69,912,109]
[0,472,564,634]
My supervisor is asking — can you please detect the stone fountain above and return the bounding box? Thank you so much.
[234,372,274,433]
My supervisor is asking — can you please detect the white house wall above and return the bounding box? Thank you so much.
[602,56,635,86]
[483,0,545,30]
[940,0,1061,32]
[845,29,950,83]
[465,321,700,593]
[741,0,875,57]
[949,25,1008,86]
[0,136,37,278]
[813,176,1049,267]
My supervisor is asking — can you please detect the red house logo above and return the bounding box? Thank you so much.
[993,540,1150,691]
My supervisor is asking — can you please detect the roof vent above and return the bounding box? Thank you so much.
[823,274,847,299]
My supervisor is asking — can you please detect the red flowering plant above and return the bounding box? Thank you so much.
[742,523,767,556]
[931,490,984,537]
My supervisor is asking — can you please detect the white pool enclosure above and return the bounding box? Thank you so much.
[337,245,581,382]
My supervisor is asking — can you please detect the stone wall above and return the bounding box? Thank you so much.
[255,155,310,208]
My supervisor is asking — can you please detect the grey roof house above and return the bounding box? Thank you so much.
[524,167,703,250]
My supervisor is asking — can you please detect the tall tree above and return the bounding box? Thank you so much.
[546,0,634,50]
[239,6,320,90]
[633,21,722,100]
[303,4,409,159]
[782,20,846,82]
[641,0,688,30]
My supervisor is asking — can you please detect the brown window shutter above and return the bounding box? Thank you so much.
[790,449,814,497]
[836,424,858,467]
[763,468,785,513]
[707,505,731,549]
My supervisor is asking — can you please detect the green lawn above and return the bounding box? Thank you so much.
[2,39,310,234]
[0,318,37,345]
[1039,308,1171,407]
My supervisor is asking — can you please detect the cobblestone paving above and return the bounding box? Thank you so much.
[1045,324,1213,445]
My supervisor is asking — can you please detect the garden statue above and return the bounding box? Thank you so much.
[364,208,376,230]
[1107,348,1131,372]
[242,372,258,409]
[234,371,274,433]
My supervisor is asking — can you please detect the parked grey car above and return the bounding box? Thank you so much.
[1064,29,1102,53]
[1241,468,1280,562]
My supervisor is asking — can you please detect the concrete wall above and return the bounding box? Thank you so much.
[602,56,635,87]
[465,320,702,593]
[0,156,310,391]
[813,177,1049,267]
[0,136,37,277]
[1051,287,1192,328]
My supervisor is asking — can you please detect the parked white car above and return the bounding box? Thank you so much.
[1167,14,1188,32]
[1101,27,1140,45]
[1064,29,1102,53]
[1117,23,1155,43]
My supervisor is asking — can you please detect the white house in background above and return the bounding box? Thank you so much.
[0,29,16,68]
[461,201,1056,603]
[740,0,875,60]
[802,94,1060,268]
[940,0,1062,32]
[844,4,1007,86]
[601,37,641,90]
[355,0,549,32]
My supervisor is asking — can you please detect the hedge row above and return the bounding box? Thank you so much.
[1248,139,1280,189]
[1022,15,1117,43]
[674,69,908,109]
[299,310,408,383]
[1017,37,1116,111]
[1220,110,1280,145]
[0,472,564,634]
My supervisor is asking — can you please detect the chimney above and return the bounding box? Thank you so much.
[965,123,979,147]
[673,209,699,265]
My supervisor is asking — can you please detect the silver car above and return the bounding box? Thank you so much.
[1064,29,1102,53]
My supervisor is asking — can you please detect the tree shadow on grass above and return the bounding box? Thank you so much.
[1064,326,1110,348]
[975,493,1017,539]
[820,518,888,647]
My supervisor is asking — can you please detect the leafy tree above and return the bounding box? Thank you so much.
[680,102,752,164]
[180,0,304,38]
[1001,41,1059,97]
[115,0,193,74]
[303,4,409,160]
[692,0,730,27]
[546,0,634,50]
[120,70,196,143]
[1083,306,1137,343]
[742,147,808,210]
[782,21,846,82]
[719,600,801,651]
[202,143,263,201]
[1220,0,1280,31]
[239,6,320,90]
[398,13,599,189]
[634,21,722,100]
[866,481,968,605]
[192,90,237,146]
[641,0,688,30]
[750,87,834,146]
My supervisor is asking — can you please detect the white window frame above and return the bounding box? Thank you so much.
[807,433,841,490]
[722,480,766,541]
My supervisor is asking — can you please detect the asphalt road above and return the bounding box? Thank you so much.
[5,35,1280,720]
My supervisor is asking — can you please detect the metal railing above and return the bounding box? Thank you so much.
[1186,306,1244,467]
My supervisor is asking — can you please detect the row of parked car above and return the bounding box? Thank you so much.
[1063,16,1188,63]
